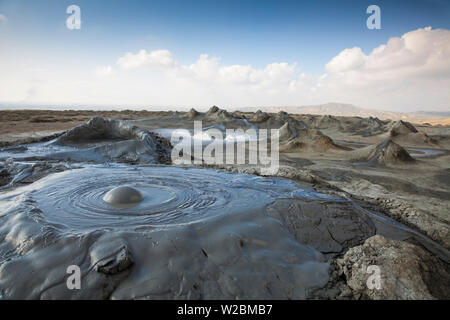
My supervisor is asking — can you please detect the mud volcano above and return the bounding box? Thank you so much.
[103,186,144,206]
[21,165,328,231]
[0,163,381,299]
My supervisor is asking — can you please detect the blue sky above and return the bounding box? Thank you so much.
[0,0,449,111]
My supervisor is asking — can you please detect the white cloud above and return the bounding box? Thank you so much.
[218,64,255,84]
[317,27,450,109]
[171,55,298,92]
[116,50,298,88]
[175,54,220,80]
[110,27,449,110]
[2,27,449,111]
[105,27,449,110]
[94,65,115,77]
[325,47,367,74]
[116,49,175,70]
[325,27,450,79]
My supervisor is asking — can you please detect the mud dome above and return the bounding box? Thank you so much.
[0,117,172,165]
[0,165,377,299]
[103,186,144,206]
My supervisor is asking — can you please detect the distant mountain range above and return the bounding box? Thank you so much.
[1,102,449,124]
[235,103,450,123]
[415,111,450,117]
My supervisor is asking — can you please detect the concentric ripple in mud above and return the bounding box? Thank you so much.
[20,165,315,231]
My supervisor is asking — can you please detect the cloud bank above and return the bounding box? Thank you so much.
[1,27,449,111]
[318,27,450,109]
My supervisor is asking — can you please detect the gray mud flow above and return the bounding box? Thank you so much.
[0,164,355,299]
[1,165,324,231]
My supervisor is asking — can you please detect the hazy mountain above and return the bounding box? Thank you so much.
[415,111,450,117]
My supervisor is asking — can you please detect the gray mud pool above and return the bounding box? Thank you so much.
[0,163,348,299]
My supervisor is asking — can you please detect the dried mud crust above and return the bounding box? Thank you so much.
[216,161,450,251]
[337,235,450,299]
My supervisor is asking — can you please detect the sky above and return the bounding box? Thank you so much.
[0,0,449,111]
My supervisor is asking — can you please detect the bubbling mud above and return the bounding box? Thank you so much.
[0,164,350,299]
[103,186,144,206]
[20,165,313,231]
